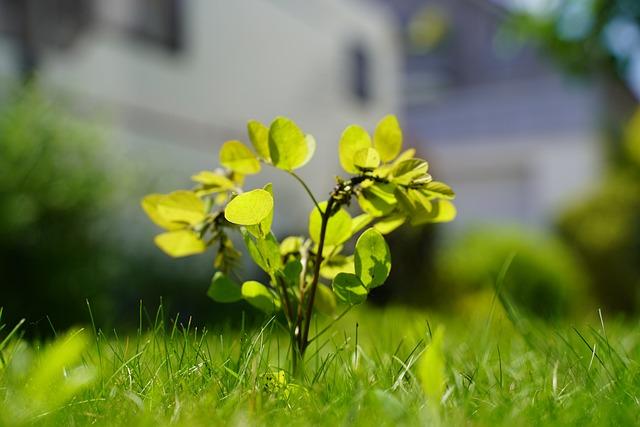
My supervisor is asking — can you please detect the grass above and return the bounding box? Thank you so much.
[1,303,639,426]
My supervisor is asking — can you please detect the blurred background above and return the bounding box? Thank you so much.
[1,0,639,333]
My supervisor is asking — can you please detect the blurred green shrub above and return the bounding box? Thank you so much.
[0,89,118,331]
[557,172,640,313]
[436,227,590,319]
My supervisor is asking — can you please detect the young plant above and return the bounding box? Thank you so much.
[142,115,456,370]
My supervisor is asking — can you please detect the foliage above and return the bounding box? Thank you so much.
[0,89,117,331]
[504,0,640,86]
[141,115,456,367]
[436,227,589,319]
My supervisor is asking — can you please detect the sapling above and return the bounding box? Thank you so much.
[142,115,456,371]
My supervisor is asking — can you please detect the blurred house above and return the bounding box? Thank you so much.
[0,0,402,233]
[376,0,603,227]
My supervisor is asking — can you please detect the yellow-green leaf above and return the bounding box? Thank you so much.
[391,159,430,186]
[374,115,403,162]
[241,281,279,313]
[354,228,391,288]
[268,117,309,171]
[410,198,457,225]
[145,191,206,228]
[320,255,355,280]
[208,272,242,303]
[420,181,455,200]
[374,215,406,234]
[246,183,275,237]
[339,125,372,173]
[141,194,183,230]
[309,201,353,246]
[332,272,368,305]
[224,189,274,226]
[247,120,271,161]
[219,140,261,175]
[351,213,373,235]
[154,230,206,257]
[354,147,381,170]
[417,326,446,403]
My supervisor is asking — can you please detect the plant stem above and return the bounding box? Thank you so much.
[288,171,323,214]
[300,198,335,353]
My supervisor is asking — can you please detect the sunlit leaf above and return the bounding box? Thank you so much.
[358,183,397,217]
[208,272,242,303]
[354,147,381,171]
[391,159,430,186]
[354,228,391,288]
[420,181,455,200]
[374,115,403,162]
[242,281,279,313]
[224,189,274,225]
[219,140,261,175]
[246,183,274,237]
[374,214,406,234]
[191,171,235,189]
[247,120,271,161]
[351,213,373,235]
[280,236,304,255]
[410,198,457,225]
[320,255,355,280]
[339,125,372,173]
[417,326,446,403]
[309,201,352,246]
[268,117,310,170]
[142,191,206,230]
[241,229,281,274]
[332,272,368,305]
[154,230,206,257]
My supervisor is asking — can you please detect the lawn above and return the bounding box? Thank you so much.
[1,304,639,427]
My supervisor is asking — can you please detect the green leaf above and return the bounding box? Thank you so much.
[282,259,303,287]
[142,191,206,229]
[391,159,430,186]
[308,201,353,246]
[339,125,372,173]
[320,255,355,280]
[354,228,391,288]
[242,281,279,313]
[268,117,309,171]
[417,326,446,403]
[191,171,235,188]
[246,183,274,237]
[332,273,368,305]
[242,229,269,272]
[314,284,337,315]
[208,272,242,303]
[219,140,261,175]
[353,147,381,170]
[247,120,271,161]
[241,229,281,274]
[141,194,183,230]
[301,134,317,168]
[420,181,455,200]
[373,115,402,162]
[224,189,274,225]
[351,213,373,235]
[373,214,406,234]
[410,198,457,225]
[154,230,206,257]
[280,236,303,255]
[358,183,397,217]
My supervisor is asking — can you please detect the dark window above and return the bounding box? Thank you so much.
[349,43,372,104]
[131,0,184,53]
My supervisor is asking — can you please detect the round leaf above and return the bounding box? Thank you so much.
[191,171,235,189]
[247,120,271,161]
[308,201,353,246]
[353,147,381,170]
[268,117,309,170]
[339,125,372,173]
[208,272,242,303]
[141,194,183,230]
[332,273,368,305]
[241,281,279,313]
[354,228,391,288]
[374,115,403,162]
[144,191,206,228]
[154,230,206,258]
[219,140,261,175]
[224,189,274,226]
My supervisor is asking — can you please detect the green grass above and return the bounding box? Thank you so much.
[1,304,639,426]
